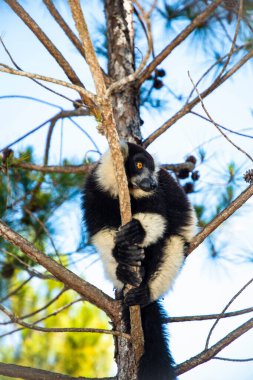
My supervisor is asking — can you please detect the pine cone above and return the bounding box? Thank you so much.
[244,169,253,184]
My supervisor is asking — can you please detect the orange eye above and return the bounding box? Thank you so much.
[136,162,143,170]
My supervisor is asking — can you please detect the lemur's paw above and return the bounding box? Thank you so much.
[116,264,144,287]
[116,219,145,246]
[114,245,145,266]
[124,286,150,307]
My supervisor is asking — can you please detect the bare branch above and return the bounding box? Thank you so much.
[213,356,253,362]
[0,64,96,104]
[10,162,92,174]
[137,0,223,86]
[3,0,83,86]
[43,0,86,60]
[215,0,244,80]
[143,48,253,148]
[187,70,253,162]
[190,111,253,140]
[168,306,253,323]
[0,108,90,154]
[0,277,33,303]
[176,317,253,375]
[205,277,253,349]
[0,303,130,339]
[68,0,106,97]
[0,219,120,322]
[189,184,253,254]
[0,36,80,104]
[0,362,116,380]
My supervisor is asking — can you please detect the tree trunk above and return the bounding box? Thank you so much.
[105,1,141,378]
[105,0,142,144]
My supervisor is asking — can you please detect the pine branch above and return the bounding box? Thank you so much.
[137,0,223,86]
[0,220,119,322]
[189,184,253,254]
[3,0,83,87]
[143,48,253,148]
[168,306,253,323]
[0,362,116,380]
[176,317,253,375]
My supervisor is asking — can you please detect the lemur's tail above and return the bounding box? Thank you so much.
[138,301,177,380]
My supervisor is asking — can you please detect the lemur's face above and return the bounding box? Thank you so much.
[125,151,158,193]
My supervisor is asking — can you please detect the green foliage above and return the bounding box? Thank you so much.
[0,279,113,377]
[0,147,84,287]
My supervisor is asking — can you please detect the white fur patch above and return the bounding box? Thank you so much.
[95,145,130,198]
[95,151,118,198]
[133,212,167,246]
[91,228,123,289]
[149,235,185,301]
[179,207,198,242]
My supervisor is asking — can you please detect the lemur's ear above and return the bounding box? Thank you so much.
[120,141,129,160]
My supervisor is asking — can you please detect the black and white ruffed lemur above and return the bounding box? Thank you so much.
[82,143,196,380]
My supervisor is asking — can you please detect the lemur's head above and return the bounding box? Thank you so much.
[96,142,158,198]
[122,143,158,194]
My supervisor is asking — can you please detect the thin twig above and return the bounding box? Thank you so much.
[175,317,253,375]
[213,356,253,362]
[143,48,253,148]
[168,306,253,323]
[0,277,33,303]
[187,70,253,162]
[190,111,253,139]
[3,0,83,87]
[10,162,93,174]
[0,303,130,339]
[0,219,120,322]
[0,64,96,104]
[205,277,253,349]
[0,36,79,105]
[0,108,90,154]
[189,184,253,254]
[216,0,244,80]
[137,0,223,86]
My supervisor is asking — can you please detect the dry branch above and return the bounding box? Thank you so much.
[68,0,144,362]
[205,277,253,349]
[168,306,253,323]
[3,0,85,87]
[189,184,253,254]
[0,303,130,340]
[0,362,116,380]
[0,64,96,104]
[10,162,92,174]
[176,317,253,375]
[143,48,253,148]
[187,70,253,162]
[0,220,119,322]
[137,0,223,86]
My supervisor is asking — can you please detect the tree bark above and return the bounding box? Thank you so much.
[104,1,142,378]
[105,0,142,143]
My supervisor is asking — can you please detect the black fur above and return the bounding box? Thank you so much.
[82,143,195,380]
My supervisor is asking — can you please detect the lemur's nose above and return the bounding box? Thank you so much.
[139,177,157,192]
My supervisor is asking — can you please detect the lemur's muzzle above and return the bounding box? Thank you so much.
[139,177,158,192]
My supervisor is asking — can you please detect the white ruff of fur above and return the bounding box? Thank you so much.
[133,212,167,246]
[95,150,119,198]
[180,207,198,242]
[149,235,185,301]
[91,228,123,289]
